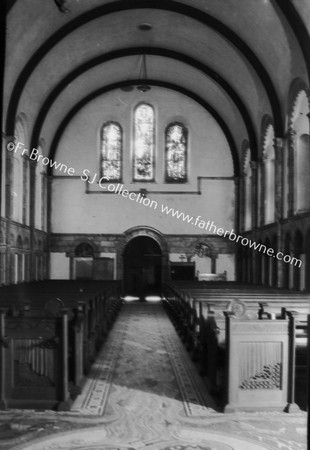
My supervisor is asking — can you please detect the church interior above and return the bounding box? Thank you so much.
[0,0,310,449]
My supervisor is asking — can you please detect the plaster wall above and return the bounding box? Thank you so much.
[51,89,235,235]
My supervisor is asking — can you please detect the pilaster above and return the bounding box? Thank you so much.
[287,127,296,217]
[274,137,284,287]
[259,154,267,226]
[250,161,257,229]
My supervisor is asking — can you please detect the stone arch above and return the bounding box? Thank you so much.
[193,239,216,258]
[71,240,98,280]
[288,85,310,214]
[288,79,310,127]
[116,226,169,286]
[192,238,218,277]
[69,239,99,257]
[13,114,30,224]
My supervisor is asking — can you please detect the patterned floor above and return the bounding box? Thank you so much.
[0,301,307,450]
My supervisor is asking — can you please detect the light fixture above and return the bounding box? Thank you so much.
[137,54,151,93]
[137,23,153,31]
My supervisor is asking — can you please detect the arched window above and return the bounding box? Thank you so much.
[165,123,187,182]
[133,103,154,181]
[100,122,122,181]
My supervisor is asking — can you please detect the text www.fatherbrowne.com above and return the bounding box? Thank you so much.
[161,204,302,267]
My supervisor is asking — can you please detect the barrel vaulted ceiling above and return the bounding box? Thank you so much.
[3,0,310,175]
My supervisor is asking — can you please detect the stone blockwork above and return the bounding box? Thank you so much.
[50,231,236,281]
[50,232,236,257]
[0,216,48,285]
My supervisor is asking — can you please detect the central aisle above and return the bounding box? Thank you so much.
[72,301,216,418]
[11,301,306,450]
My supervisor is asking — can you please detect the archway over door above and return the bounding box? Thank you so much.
[123,236,162,298]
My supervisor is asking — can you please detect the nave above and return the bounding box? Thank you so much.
[0,300,306,450]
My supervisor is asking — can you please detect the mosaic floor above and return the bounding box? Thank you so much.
[0,301,307,450]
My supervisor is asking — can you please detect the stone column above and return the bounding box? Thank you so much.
[274,138,283,221]
[234,177,241,281]
[287,127,296,217]
[250,161,257,229]
[4,136,15,285]
[248,162,257,284]
[239,173,245,232]
[46,176,53,279]
[274,137,284,287]
[259,154,267,226]
[4,136,15,219]
[29,162,36,280]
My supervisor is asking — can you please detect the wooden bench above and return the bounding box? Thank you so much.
[0,307,71,411]
[163,281,310,411]
[224,314,295,412]
[0,280,122,410]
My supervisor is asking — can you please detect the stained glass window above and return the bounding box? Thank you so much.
[133,103,154,181]
[101,122,122,181]
[165,123,187,182]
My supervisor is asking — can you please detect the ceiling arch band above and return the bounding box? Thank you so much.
[30,47,257,160]
[6,0,284,138]
[274,0,310,85]
[48,79,240,177]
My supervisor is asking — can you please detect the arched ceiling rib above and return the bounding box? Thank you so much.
[6,0,283,137]
[48,80,240,177]
[4,0,310,173]
[274,0,310,83]
[31,47,257,159]
[40,56,247,169]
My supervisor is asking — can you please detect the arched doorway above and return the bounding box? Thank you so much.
[123,236,162,298]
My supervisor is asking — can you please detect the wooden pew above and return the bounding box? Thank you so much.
[163,281,310,411]
[0,280,122,409]
[0,307,72,411]
[224,313,294,412]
